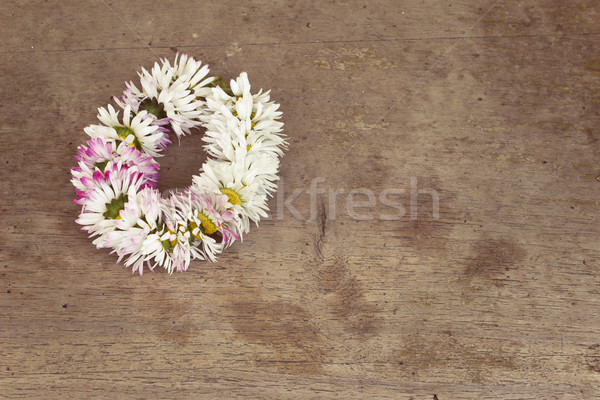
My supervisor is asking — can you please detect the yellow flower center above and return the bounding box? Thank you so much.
[220,188,242,206]
[188,221,201,240]
[166,226,178,248]
[197,212,217,235]
[113,126,143,151]
[188,212,217,241]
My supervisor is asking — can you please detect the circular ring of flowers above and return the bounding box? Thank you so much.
[71,54,285,274]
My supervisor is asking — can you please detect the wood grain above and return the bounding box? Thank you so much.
[1,0,600,398]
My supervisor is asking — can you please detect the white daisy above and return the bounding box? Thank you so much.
[201,116,248,162]
[73,138,160,194]
[140,228,174,273]
[160,200,193,273]
[193,159,272,234]
[76,162,145,246]
[160,191,226,271]
[189,185,240,246]
[201,73,286,164]
[103,187,165,275]
[84,104,169,158]
[135,60,206,137]
[168,53,215,98]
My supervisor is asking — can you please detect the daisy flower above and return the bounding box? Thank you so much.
[167,53,215,98]
[159,198,193,273]
[134,57,210,137]
[71,145,159,205]
[74,137,160,185]
[190,185,240,245]
[159,190,227,271]
[76,162,145,246]
[103,187,165,275]
[201,73,286,164]
[84,104,169,158]
[193,159,272,234]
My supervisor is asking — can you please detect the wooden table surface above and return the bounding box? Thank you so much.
[1,1,599,398]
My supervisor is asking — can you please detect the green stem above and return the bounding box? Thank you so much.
[208,76,234,96]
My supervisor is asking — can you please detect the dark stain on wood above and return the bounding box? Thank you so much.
[229,298,325,374]
[311,199,383,339]
[318,257,382,338]
[395,333,517,382]
[464,238,527,283]
[349,150,390,188]
[393,176,458,255]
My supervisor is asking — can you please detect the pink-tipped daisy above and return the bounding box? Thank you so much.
[76,162,145,244]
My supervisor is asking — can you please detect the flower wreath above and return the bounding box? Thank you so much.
[71,54,285,274]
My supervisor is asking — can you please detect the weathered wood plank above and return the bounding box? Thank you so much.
[1,0,600,399]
